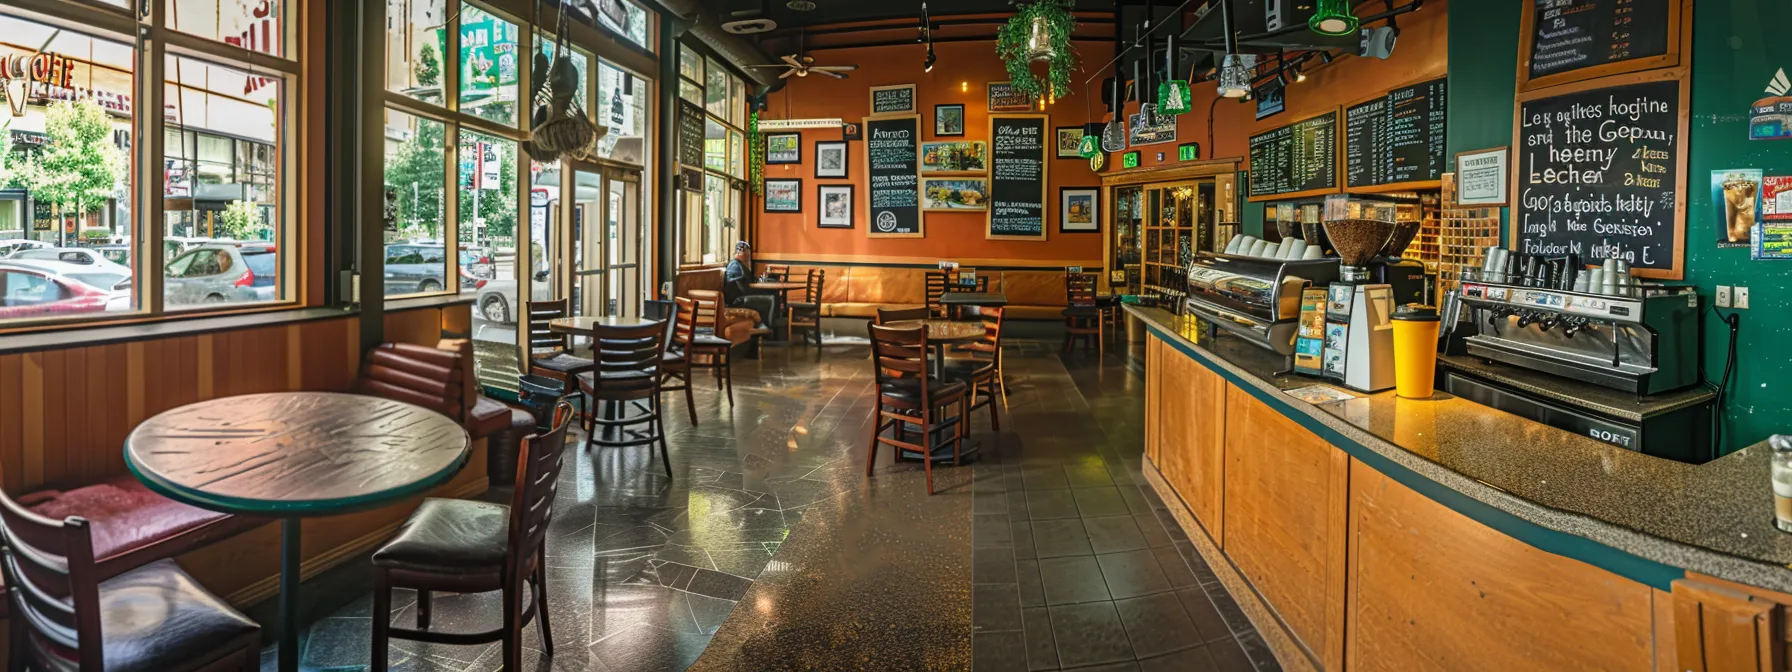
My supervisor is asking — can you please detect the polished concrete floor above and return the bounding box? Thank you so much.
[269,338,1276,671]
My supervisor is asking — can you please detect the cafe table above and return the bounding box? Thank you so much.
[125,392,470,672]
[749,280,807,340]
[884,319,985,379]
[548,314,661,334]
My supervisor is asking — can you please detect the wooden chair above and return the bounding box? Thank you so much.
[787,268,826,347]
[371,401,575,672]
[648,299,698,426]
[876,306,931,325]
[1063,271,1103,354]
[763,264,790,282]
[946,306,1005,430]
[686,289,736,406]
[866,323,970,495]
[577,321,673,477]
[525,299,595,399]
[0,483,261,672]
[924,272,950,318]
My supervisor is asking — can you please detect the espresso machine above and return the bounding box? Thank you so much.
[1455,277,1700,395]
[1182,254,1340,356]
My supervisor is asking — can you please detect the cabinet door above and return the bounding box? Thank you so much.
[1156,346,1227,544]
[1672,579,1787,672]
[1145,337,1162,467]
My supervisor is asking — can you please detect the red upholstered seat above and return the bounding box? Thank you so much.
[20,475,268,578]
[470,396,524,439]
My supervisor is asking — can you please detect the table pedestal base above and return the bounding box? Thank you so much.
[278,518,301,672]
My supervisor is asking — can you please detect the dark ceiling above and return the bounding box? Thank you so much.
[709,0,1121,31]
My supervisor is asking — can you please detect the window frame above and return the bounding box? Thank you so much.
[676,43,748,267]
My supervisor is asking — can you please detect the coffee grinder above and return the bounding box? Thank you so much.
[1319,199,1398,392]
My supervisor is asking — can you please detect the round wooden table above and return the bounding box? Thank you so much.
[749,281,807,341]
[548,315,660,334]
[748,281,806,293]
[885,319,984,379]
[125,392,470,672]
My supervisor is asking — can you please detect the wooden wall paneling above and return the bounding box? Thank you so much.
[1145,337,1161,467]
[41,349,66,489]
[1656,588,1680,672]
[1222,385,1349,666]
[0,354,21,493]
[1672,579,1784,672]
[1157,350,1228,546]
[1345,458,1655,671]
[196,334,215,399]
[386,306,445,347]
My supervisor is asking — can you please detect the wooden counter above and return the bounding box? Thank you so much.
[1132,306,1792,672]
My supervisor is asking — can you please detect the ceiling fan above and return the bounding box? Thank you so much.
[748,54,859,79]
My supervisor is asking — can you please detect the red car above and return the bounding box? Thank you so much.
[0,263,115,320]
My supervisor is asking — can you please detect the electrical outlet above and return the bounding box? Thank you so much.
[1716,285,1733,308]
[1736,286,1750,310]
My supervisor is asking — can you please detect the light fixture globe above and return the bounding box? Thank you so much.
[1216,54,1250,99]
[1309,0,1358,36]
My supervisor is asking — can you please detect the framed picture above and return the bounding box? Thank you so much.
[815,141,849,179]
[1453,147,1509,206]
[1054,127,1083,158]
[1060,187,1100,233]
[1255,80,1286,120]
[842,122,862,141]
[870,84,917,114]
[765,133,802,164]
[764,178,802,212]
[935,104,965,136]
[818,184,854,228]
[920,141,988,174]
[923,177,989,211]
[987,81,1032,112]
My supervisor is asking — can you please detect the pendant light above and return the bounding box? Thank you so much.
[1101,77,1125,152]
[1156,34,1191,115]
[1215,0,1249,99]
[1079,121,1102,158]
[1309,0,1359,36]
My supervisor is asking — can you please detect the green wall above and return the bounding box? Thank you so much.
[1447,1,1792,453]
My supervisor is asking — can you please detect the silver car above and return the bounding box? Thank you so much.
[7,247,133,276]
[164,243,279,305]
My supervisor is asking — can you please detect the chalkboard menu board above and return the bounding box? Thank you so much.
[677,100,705,168]
[1525,0,1676,85]
[870,85,915,114]
[1248,111,1338,200]
[1344,78,1447,189]
[989,115,1048,239]
[1514,78,1685,275]
[865,115,923,237]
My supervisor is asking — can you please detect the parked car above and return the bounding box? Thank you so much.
[7,246,133,276]
[0,239,51,257]
[384,243,451,294]
[475,272,552,324]
[163,243,278,305]
[0,260,125,320]
[460,245,495,280]
[92,244,131,267]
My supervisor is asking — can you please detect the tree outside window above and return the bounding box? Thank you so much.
[10,100,126,243]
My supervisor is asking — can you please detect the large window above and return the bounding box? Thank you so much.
[0,0,298,328]
[677,48,746,265]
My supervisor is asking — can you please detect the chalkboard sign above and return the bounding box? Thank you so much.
[1344,78,1447,190]
[865,115,923,238]
[1512,76,1688,277]
[1521,0,1684,89]
[988,115,1049,240]
[870,84,916,114]
[1248,111,1339,201]
[677,100,705,168]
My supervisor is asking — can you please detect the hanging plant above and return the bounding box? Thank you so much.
[749,111,765,195]
[996,0,1078,100]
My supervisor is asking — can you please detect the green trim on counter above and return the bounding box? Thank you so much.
[1144,324,1687,592]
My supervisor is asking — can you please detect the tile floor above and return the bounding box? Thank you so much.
[267,338,1275,671]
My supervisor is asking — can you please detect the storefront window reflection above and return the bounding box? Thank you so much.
[595,61,646,164]
[386,0,447,104]
[458,3,519,127]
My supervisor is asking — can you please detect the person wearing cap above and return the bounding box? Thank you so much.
[724,241,776,331]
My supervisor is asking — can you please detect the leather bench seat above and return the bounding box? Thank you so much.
[19,476,269,577]
[749,264,1087,321]
[673,266,761,346]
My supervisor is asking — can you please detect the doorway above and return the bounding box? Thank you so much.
[565,163,643,319]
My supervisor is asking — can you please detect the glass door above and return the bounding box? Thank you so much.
[569,163,643,318]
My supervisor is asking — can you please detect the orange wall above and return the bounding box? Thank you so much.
[757,39,1116,266]
[1127,0,1449,172]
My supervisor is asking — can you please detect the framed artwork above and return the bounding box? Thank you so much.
[842,122,862,141]
[815,141,849,179]
[765,132,802,164]
[920,141,988,174]
[1053,127,1085,158]
[923,177,989,211]
[1059,187,1100,233]
[987,81,1032,112]
[764,178,802,212]
[869,84,917,114]
[818,184,854,228]
[935,104,965,136]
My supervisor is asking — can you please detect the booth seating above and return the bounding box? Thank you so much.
[672,266,763,346]
[753,264,1090,320]
[355,340,535,482]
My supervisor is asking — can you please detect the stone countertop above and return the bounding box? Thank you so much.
[1128,305,1792,594]
[1437,353,1716,422]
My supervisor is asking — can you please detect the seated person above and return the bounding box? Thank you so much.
[724,241,777,330]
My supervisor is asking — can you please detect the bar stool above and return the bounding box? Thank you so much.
[576,320,674,477]
[0,484,262,671]
[371,401,575,672]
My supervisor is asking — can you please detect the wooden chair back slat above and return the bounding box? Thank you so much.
[509,401,575,578]
[586,322,667,396]
[0,486,103,665]
[687,289,724,330]
[924,272,949,316]
[764,265,790,282]
[526,299,571,353]
[1066,272,1097,306]
[672,297,698,348]
[876,307,931,325]
[869,324,930,380]
[802,269,825,304]
[645,299,679,352]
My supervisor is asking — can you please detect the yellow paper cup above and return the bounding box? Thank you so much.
[1391,305,1441,399]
